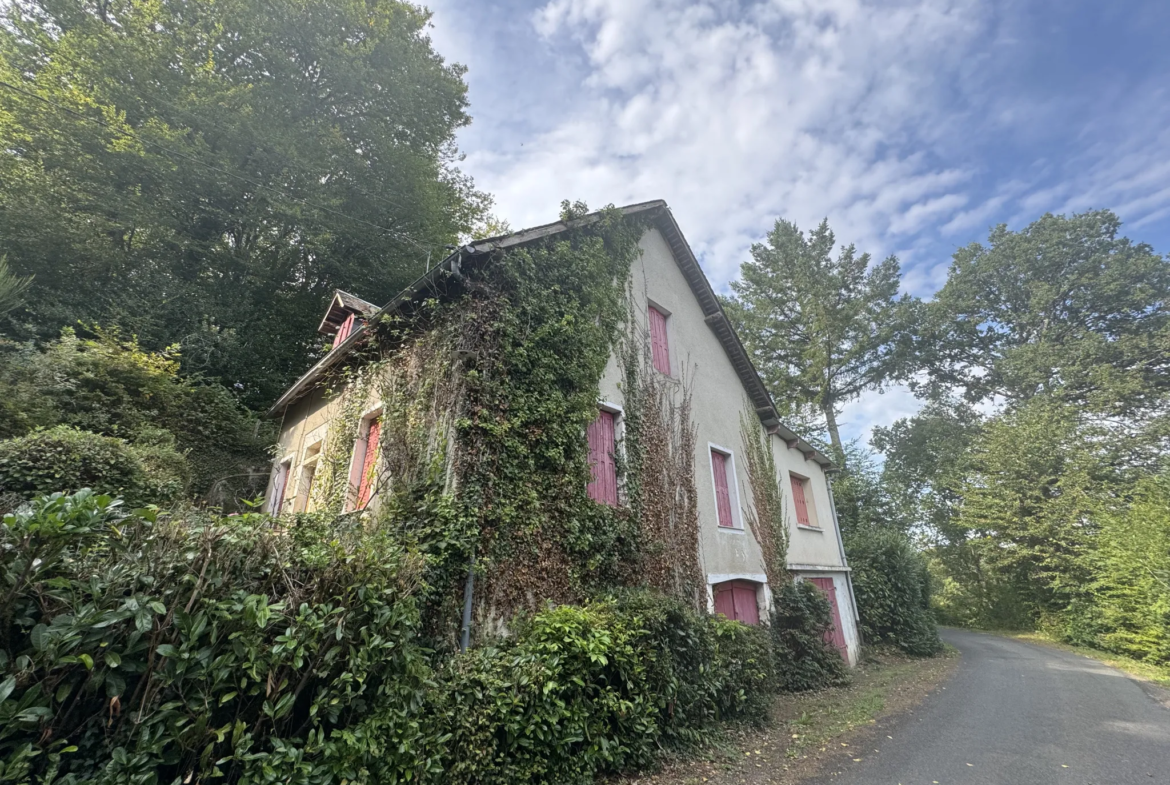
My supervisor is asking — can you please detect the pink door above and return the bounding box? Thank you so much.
[809,577,847,658]
[713,580,760,625]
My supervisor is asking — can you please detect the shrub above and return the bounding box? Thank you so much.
[770,580,849,691]
[0,426,187,507]
[846,528,943,656]
[0,491,433,785]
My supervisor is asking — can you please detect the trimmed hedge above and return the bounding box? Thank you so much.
[0,426,188,508]
[846,528,943,656]
[770,580,849,691]
[1,492,852,785]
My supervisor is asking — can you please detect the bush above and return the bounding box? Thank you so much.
[0,491,433,785]
[429,592,776,785]
[770,580,849,691]
[0,426,188,507]
[0,329,271,501]
[846,528,944,656]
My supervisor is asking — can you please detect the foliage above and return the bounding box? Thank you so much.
[740,413,789,588]
[769,580,849,692]
[1,492,793,785]
[723,218,919,454]
[0,426,186,508]
[845,527,942,656]
[0,257,30,318]
[0,329,270,501]
[0,0,487,405]
[0,490,436,785]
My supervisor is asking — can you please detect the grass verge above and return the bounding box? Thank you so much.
[998,631,1170,689]
[616,646,959,785]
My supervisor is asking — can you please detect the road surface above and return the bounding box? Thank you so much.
[813,628,1170,785]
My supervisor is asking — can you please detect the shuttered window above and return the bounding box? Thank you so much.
[713,580,760,625]
[334,313,357,345]
[355,418,381,509]
[649,305,671,375]
[791,474,812,526]
[712,450,734,528]
[587,410,618,506]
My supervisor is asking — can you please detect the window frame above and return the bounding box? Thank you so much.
[268,458,293,515]
[647,301,672,377]
[708,443,743,532]
[295,439,324,513]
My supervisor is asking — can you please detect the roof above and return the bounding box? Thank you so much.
[317,290,379,335]
[269,201,833,468]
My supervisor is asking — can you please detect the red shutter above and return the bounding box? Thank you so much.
[714,583,736,620]
[335,313,357,345]
[356,418,381,509]
[587,411,618,505]
[810,577,848,658]
[732,583,760,625]
[791,475,811,526]
[713,580,760,625]
[649,306,671,375]
[712,450,734,527]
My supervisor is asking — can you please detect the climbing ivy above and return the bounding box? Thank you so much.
[740,412,790,589]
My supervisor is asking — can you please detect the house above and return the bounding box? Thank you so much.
[265,201,861,665]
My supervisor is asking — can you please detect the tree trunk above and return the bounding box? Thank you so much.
[822,401,844,461]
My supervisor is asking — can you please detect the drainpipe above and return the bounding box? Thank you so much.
[826,475,862,641]
[459,548,476,652]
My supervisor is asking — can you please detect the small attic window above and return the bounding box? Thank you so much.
[334,313,358,345]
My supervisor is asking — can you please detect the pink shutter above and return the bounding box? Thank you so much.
[791,475,811,526]
[732,583,760,625]
[587,411,618,505]
[335,313,357,345]
[649,306,671,375]
[712,450,734,527]
[810,577,847,658]
[714,584,736,619]
[356,418,381,509]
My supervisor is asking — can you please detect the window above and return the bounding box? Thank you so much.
[354,416,382,510]
[648,305,671,375]
[268,459,291,515]
[587,410,618,505]
[711,449,735,528]
[790,473,814,527]
[713,580,760,625]
[334,313,358,346]
[295,442,323,513]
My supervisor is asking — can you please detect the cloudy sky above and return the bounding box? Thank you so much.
[423,0,1170,444]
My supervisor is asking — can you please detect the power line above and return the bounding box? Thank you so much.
[0,77,435,253]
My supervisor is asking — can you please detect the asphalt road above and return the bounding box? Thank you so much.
[813,628,1170,785]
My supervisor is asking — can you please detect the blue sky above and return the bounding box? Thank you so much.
[423,0,1170,444]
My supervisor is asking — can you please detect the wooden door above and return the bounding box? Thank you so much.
[809,577,847,658]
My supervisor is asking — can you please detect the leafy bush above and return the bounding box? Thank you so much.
[0,329,271,501]
[0,491,433,785]
[0,426,187,507]
[429,593,776,785]
[846,528,943,656]
[770,580,849,691]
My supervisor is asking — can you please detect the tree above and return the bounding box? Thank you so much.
[0,0,488,406]
[920,210,1170,420]
[0,257,31,318]
[724,219,918,455]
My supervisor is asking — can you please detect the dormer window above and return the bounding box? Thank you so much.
[318,290,377,349]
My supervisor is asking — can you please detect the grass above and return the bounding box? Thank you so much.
[998,630,1170,689]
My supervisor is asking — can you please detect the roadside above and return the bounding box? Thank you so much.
[986,629,1170,707]
[616,647,959,785]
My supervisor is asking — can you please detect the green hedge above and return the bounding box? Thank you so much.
[769,580,849,691]
[846,528,943,656]
[0,426,188,508]
[1,492,852,785]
